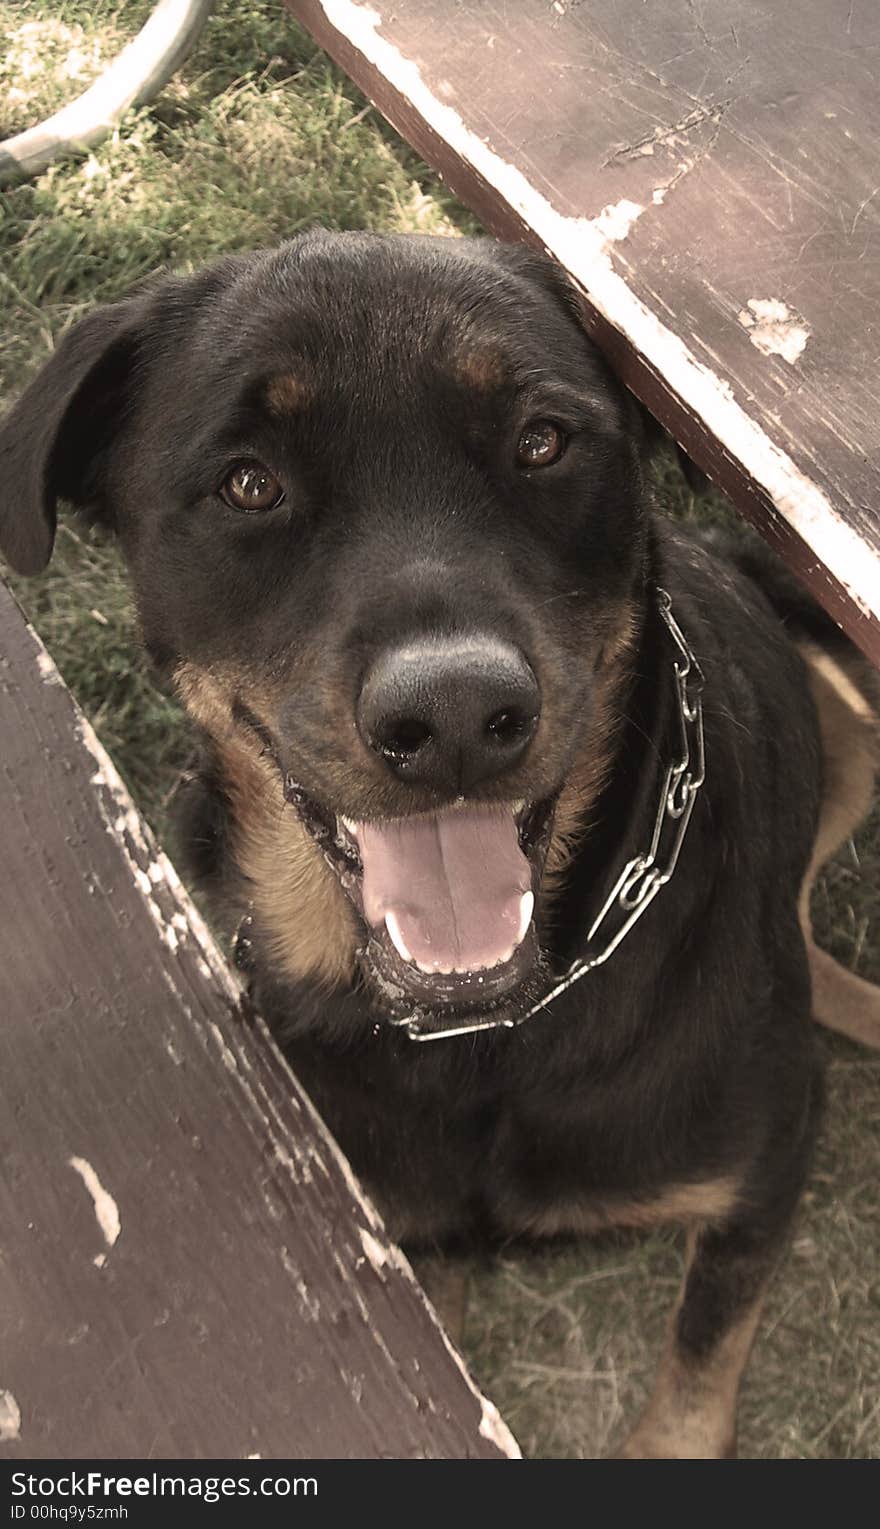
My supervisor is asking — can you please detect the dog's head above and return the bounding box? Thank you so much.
[0,231,652,1031]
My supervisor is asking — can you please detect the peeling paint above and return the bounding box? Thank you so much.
[651,158,696,207]
[110,806,149,854]
[36,649,62,685]
[208,1021,238,1073]
[359,1224,410,1277]
[281,1004,521,1455]
[281,1249,321,1321]
[272,1141,307,1186]
[315,0,878,623]
[359,1225,386,1272]
[594,198,645,244]
[0,1390,21,1442]
[479,1393,516,1453]
[160,966,193,1019]
[261,1185,283,1223]
[75,713,245,1005]
[738,298,811,363]
[69,1156,120,1252]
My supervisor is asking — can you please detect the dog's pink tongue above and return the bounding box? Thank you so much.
[358,806,532,973]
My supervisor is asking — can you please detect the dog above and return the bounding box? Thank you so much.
[2,230,878,1457]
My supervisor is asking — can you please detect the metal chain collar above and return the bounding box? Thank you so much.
[394,587,706,1042]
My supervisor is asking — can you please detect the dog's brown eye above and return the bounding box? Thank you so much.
[516,420,566,469]
[220,461,284,513]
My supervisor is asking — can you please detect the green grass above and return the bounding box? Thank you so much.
[0,0,476,825]
[2,0,877,1459]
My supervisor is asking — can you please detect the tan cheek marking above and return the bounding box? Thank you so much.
[596,602,639,670]
[541,601,638,902]
[221,740,359,991]
[541,741,615,898]
[174,661,239,741]
[174,662,359,990]
[174,661,284,740]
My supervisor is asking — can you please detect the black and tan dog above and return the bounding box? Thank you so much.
[2,231,878,1457]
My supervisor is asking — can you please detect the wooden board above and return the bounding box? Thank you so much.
[0,582,518,1461]
[286,0,880,666]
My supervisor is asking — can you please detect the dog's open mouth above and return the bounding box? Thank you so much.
[285,779,554,1016]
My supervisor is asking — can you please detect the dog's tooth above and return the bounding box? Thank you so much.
[450,948,515,975]
[516,890,535,945]
[340,816,359,837]
[384,910,414,965]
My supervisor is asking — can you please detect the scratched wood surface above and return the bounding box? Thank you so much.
[287,0,880,666]
[0,583,518,1461]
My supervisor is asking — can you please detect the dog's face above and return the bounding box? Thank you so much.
[0,231,650,1029]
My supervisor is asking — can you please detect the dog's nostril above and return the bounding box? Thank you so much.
[486,708,533,745]
[358,635,540,791]
[377,717,433,760]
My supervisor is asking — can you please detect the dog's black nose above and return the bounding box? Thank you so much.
[358,636,540,792]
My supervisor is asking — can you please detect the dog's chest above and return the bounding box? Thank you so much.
[280,1031,713,1247]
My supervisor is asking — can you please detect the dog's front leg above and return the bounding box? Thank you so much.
[618,1216,784,1460]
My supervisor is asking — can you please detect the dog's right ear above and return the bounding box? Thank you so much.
[0,294,159,575]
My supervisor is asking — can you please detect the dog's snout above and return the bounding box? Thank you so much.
[357,636,540,792]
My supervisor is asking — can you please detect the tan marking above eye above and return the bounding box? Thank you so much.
[220,460,284,513]
[516,419,566,468]
[451,345,506,391]
[266,374,312,415]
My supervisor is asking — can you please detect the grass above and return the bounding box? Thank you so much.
[2,0,877,1460]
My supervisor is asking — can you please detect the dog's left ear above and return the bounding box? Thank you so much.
[0,294,158,575]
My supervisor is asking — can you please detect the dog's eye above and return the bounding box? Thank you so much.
[516,420,566,469]
[219,461,284,513]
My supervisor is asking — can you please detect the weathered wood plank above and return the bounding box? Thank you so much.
[286,0,880,665]
[0,582,518,1461]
